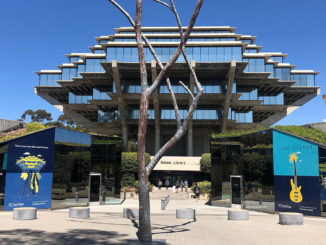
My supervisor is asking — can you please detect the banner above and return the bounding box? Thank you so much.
[273,130,320,216]
[4,128,55,210]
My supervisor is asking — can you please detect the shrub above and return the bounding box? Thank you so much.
[200,153,211,173]
[121,152,150,187]
[197,180,211,195]
[26,122,46,133]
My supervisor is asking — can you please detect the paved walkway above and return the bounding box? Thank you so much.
[1,199,326,244]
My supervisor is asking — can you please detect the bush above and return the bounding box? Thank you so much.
[26,122,46,133]
[133,180,153,192]
[197,180,211,195]
[121,174,136,188]
[121,152,150,187]
[200,153,211,173]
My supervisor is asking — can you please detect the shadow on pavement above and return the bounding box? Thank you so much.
[0,229,132,245]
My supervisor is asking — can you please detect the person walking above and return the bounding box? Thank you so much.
[184,179,188,192]
[180,180,184,192]
[165,179,169,190]
[158,179,162,190]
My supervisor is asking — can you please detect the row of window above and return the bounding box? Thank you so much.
[238,88,258,101]
[106,46,243,63]
[97,107,252,123]
[244,49,257,53]
[112,37,236,42]
[229,110,253,123]
[291,74,315,87]
[119,30,231,34]
[258,93,284,105]
[39,74,61,86]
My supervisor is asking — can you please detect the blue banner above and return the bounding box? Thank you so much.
[4,128,55,210]
[273,130,321,216]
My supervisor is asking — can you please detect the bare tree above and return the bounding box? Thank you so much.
[108,0,204,242]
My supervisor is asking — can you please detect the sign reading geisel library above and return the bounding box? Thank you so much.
[152,156,201,171]
[273,130,320,216]
[4,128,55,210]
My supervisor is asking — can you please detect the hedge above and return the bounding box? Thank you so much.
[200,153,211,173]
[121,152,150,187]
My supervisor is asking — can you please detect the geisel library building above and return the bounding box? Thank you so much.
[33,26,321,213]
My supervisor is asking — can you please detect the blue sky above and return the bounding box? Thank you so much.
[0,0,325,125]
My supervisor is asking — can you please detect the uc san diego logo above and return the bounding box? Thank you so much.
[16,152,46,195]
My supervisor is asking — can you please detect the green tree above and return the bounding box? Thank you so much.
[21,109,52,123]
[200,153,211,173]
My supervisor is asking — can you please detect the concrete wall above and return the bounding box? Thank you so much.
[304,122,326,133]
[0,119,25,132]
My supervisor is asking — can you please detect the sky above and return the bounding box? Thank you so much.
[0,0,325,125]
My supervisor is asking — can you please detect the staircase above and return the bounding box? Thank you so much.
[149,188,192,200]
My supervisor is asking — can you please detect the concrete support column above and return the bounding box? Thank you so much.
[122,126,128,151]
[221,60,236,133]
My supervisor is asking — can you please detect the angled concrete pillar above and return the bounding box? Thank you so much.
[112,60,128,151]
[221,60,236,133]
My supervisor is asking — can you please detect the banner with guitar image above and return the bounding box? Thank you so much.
[273,130,321,216]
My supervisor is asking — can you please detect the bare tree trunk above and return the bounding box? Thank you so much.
[135,0,152,241]
[108,0,203,242]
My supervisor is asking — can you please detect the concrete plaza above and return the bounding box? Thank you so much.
[0,198,326,244]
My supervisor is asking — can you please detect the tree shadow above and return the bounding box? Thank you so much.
[130,218,195,236]
[0,229,130,245]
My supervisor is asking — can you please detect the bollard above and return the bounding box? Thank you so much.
[161,198,166,210]
[167,195,170,204]
[259,195,262,205]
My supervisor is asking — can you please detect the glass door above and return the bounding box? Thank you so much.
[230,175,243,208]
[89,173,101,204]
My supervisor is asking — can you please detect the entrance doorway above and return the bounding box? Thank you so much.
[89,173,101,205]
[230,175,243,208]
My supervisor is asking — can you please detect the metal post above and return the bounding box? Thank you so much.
[161,198,166,210]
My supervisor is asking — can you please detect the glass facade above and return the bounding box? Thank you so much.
[126,108,155,119]
[52,128,121,209]
[93,88,111,100]
[229,110,253,123]
[85,59,105,73]
[291,74,315,87]
[39,73,61,86]
[0,128,121,211]
[258,93,284,105]
[210,130,274,213]
[68,92,92,104]
[274,67,290,80]
[107,46,242,63]
[98,109,120,122]
[62,68,77,81]
[237,87,258,100]
[114,37,236,42]
[243,58,265,72]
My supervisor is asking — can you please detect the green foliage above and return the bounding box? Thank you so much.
[0,122,48,143]
[26,122,46,132]
[211,127,269,138]
[200,153,211,173]
[121,152,150,187]
[193,181,211,194]
[133,180,153,192]
[239,152,266,181]
[274,125,326,145]
[21,109,52,123]
[121,175,136,188]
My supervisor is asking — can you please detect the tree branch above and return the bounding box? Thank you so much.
[179,81,194,100]
[153,0,172,10]
[147,0,203,95]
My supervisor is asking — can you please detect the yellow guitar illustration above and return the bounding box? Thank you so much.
[289,153,303,203]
